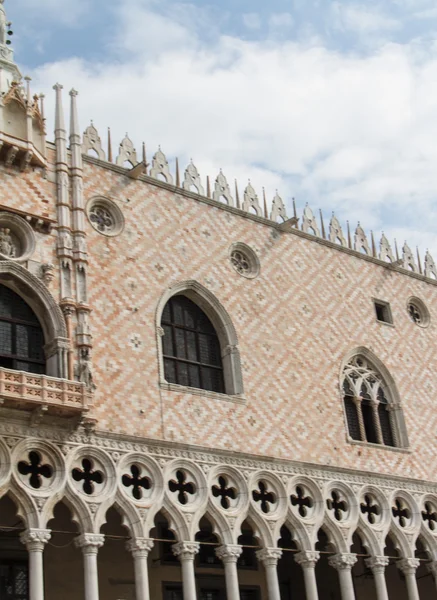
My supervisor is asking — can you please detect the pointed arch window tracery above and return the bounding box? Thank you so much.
[342,356,396,447]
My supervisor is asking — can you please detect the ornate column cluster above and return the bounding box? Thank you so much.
[126,538,154,600]
[365,557,389,600]
[20,529,51,600]
[172,542,199,600]
[75,533,104,600]
[397,558,420,600]
[256,548,282,600]
[215,545,243,600]
[328,553,357,600]
[294,551,320,600]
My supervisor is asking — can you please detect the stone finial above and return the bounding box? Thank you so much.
[329,214,346,245]
[402,242,417,272]
[242,182,262,216]
[82,123,106,160]
[425,250,437,279]
[213,170,234,206]
[182,160,205,195]
[116,134,137,167]
[150,147,173,184]
[354,224,371,254]
[301,204,320,236]
[379,233,395,262]
[270,192,287,222]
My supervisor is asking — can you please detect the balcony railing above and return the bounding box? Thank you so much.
[0,367,91,417]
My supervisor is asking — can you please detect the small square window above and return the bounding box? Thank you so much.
[373,299,393,324]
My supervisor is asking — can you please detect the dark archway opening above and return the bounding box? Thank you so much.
[315,528,341,600]
[99,507,133,600]
[415,536,434,597]
[195,516,225,599]
[384,534,407,600]
[277,525,305,600]
[0,495,27,600]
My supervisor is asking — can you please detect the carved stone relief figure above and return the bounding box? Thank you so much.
[0,227,16,257]
[75,348,96,391]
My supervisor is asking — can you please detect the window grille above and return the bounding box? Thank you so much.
[161,295,224,393]
[0,285,45,374]
[342,356,396,447]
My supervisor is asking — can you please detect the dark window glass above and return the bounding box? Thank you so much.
[344,395,361,441]
[0,561,28,600]
[0,285,45,375]
[362,400,378,444]
[162,295,224,393]
[378,403,395,447]
[164,587,183,600]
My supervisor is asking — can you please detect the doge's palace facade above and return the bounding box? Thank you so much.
[0,2,437,600]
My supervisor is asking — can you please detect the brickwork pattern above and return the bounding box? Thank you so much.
[80,161,437,482]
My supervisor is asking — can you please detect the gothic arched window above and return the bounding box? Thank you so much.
[0,284,45,375]
[161,295,225,393]
[342,356,396,447]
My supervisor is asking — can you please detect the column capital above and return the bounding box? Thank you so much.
[215,544,243,564]
[397,557,420,575]
[172,541,199,561]
[294,550,320,569]
[365,556,389,574]
[256,547,283,567]
[75,533,105,555]
[126,537,154,558]
[20,528,51,552]
[328,553,358,571]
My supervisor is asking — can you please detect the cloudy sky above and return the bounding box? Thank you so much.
[6,0,437,259]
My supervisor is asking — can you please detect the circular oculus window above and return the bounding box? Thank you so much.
[229,243,260,279]
[407,297,430,328]
[86,198,124,237]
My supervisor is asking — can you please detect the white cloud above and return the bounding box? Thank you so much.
[242,13,262,30]
[332,3,401,34]
[27,0,437,258]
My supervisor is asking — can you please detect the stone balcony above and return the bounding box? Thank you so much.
[0,367,92,423]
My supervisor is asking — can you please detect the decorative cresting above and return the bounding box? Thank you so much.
[342,355,397,447]
[301,205,320,236]
[213,170,234,206]
[402,242,417,272]
[116,134,138,167]
[0,212,35,262]
[270,193,287,222]
[149,148,173,184]
[425,250,437,279]
[329,214,347,246]
[82,122,106,160]
[354,224,371,254]
[379,233,395,262]
[182,161,205,195]
[242,182,262,216]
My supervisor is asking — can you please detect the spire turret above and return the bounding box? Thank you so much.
[0,0,21,93]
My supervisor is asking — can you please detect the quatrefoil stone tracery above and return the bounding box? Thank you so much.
[360,494,381,525]
[291,485,314,518]
[252,481,277,514]
[392,498,411,528]
[122,464,152,501]
[212,475,237,510]
[72,458,104,496]
[168,470,196,505]
[327,490,348,522]
[89,205,114,234]
[18,451,53,490]
[422,502,437,531]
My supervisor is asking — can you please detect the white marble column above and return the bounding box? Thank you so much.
[172,541,199,600]
[256,548,282,600]
[328,553,357,600]
[365,557,389,600]
[126,538,154,600]
[397,558,421,600]
[295,551,320,600]
[75,533,105,600]
[427,562,437,592]
[216,544,243,600]
[20,529,51,600]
